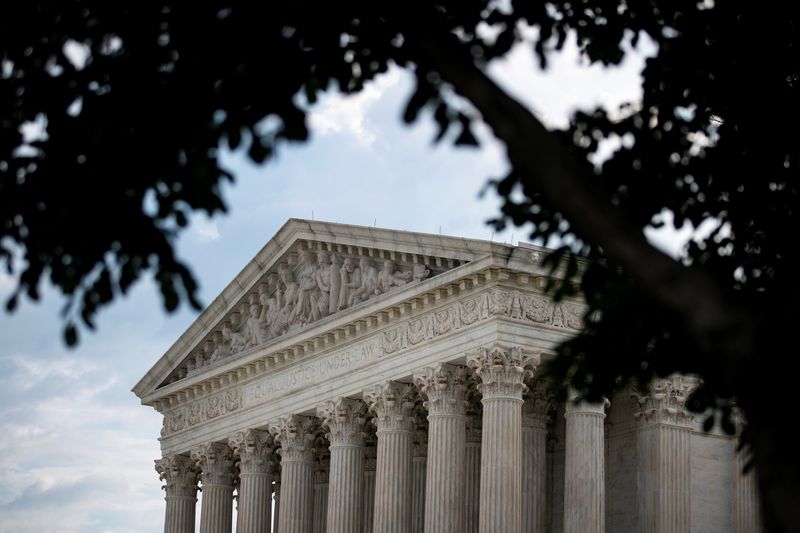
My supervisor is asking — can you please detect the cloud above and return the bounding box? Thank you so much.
[308,68,402,145]
[191,216,221,242]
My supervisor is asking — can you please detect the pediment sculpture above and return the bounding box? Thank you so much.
[168,246,435,385]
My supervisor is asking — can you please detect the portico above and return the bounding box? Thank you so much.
[137,219,761,533]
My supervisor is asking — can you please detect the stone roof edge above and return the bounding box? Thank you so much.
[133,219,546,398]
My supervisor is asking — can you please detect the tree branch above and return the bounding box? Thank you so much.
[408,28,755,361]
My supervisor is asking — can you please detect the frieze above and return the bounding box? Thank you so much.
[162,388,242,436]
[381,289,586,357]
[160,287,585,437]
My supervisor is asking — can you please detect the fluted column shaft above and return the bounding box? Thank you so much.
[467,345,538,533]
[464,440,481,533]
[156,455,199,533]
[733,447,763,533]
[411,431,427,533]
[634,376,696,533]
[318,398,366,533]
[363,450,377,533]
[230,430,274,533]
[312,461,329,533]
[414,363,469,533]
[522,420,548,533]
[192,443,236,533]
[522,383,551,533]
[637,425,690,532]
[563,399,608,533]
[365,382,416,533]
[313,481,329,533]
[273,481,281,533]
[269,416,316,533]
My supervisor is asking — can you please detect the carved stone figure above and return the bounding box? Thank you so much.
[328,254,342,315]
[349,257,378,305]
[242,303,263,348]
[412,263,431,282]
[291,250,321,326]
[258,287,279,340]
[276,264,298,331]
[228,322,248,354]
[209,328,232,363]
[337,258,361,311]
[315,252,332,319]
[377,259,412,294]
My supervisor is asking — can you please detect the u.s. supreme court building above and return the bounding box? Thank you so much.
[133,219,762,533]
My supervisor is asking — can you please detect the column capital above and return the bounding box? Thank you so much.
[155,454,199,499]
[413,363,469,416]
[564,393,610,417]
[269,414,317,462]
[523,381,553,430]
[466,344,540,400]
[191,442,236,487]
[229,429,273,475]
[633,375,697,427]
[364,381,416,433]
[317,397,367,447]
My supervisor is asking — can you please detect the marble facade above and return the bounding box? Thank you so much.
[136,219,761,533]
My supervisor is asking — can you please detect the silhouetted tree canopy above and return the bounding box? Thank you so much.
[2,2,797,529]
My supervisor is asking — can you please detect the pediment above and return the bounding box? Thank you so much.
[133,219,518,399]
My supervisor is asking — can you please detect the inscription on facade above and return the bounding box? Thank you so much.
[243,337,382,407]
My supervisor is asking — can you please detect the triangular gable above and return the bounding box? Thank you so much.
[133,219,513,399]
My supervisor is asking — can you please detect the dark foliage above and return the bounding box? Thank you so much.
[2,2,798,529]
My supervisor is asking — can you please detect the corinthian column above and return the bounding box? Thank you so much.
[155,454,199,533]
[732,444,763,533]
[413,363,469,533]
[563,395,609,533]
[273,474,281,533]
[365,381,416,533]
[229,429,273,533]
[464,404,482,533]
[312,459,330,533]
[317,398,367,533]
[192,442,236,533]
[411,421,427,533]
[269,415,316,533]
[522,382,551,533]
[633,375,695,533]
[467,345,539,533]
[363,429,377,533]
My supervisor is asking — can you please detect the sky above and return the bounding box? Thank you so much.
[0,32,692,532]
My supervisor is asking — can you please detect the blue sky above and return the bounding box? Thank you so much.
[0,34,681,532]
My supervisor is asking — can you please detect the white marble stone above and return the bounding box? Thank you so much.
[634,377,696,533]
[563,398,608,533]
[522,382,551,533]
[192,442,236,533]
[312,457,329,533]
[364,381,416,533]
[467,345,539,533]
[269,415,315,533]
[414,363,469,533]
[732,446,762,533]
[230,429,273,533]
[411,425,427,533]
[155,454,199,533]
[464,409,481,533]
[317,398,366,533]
